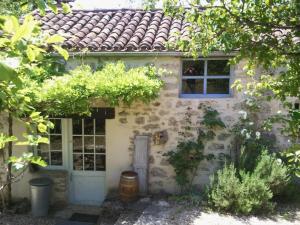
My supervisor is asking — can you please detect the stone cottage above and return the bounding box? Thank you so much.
[1,9,288,206]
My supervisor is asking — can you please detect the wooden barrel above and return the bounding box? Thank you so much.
[119,171,139,202]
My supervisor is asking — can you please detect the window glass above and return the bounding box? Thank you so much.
[96,155,106,171]
[72,118,106,171]
[95,119,105,135]
[207,60,230,76]
[73,154,83,170]
[84,136,94,153]
[50,119,61,134]
[73,136,82,153]
[84,154,95,171]
[38,119,63,167]
[95,136,105,153]
[207,79,230,94]
[50,152,63,165]
[50,135,62,150]
[84,118,94,135]
[72,118,82,135]
[182,60,204,76]
[182,79,204,94]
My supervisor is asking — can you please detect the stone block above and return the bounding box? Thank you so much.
[135,117,145,125]
[150,167,168,178]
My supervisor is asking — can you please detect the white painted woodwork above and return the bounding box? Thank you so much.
[133,135,149,195]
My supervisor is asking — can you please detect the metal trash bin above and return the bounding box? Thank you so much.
[29,177,52,217]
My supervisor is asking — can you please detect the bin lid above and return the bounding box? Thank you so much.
[29,177,52,186]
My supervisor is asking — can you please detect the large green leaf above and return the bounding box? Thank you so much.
[0,61,21,87]
[53,45,69,60]
[11,15,36,43]
[46,34,65,44]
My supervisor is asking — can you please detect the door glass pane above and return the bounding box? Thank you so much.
[73,118,82,135]
[182,60,204,76]
[84,136,94,153]
[95,119,105,135]
[50,152,62,165]
[95,136,105,153]
[50,119,62,134]
[73,136,82,153]
[84,154,95,171]
[207,60,230,76]
[84,118,94,135]
[182,79,203,94]
[96,155,105,171]
[50,135,62,150]
[73,154,83,170]
[207,79,230,94]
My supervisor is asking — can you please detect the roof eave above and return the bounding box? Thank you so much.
[55,51,238,57]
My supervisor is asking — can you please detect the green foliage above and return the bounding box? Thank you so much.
[231,98,276,172]
[208,150,290,215]
[8,152,47,170]
[165,106,225,193]
[157,0,300,102]
[0,0,71,16]
[0,134,17,150]
[281,144,300,178]
[253,150,290,195]
[208,164,273,215]
[34,62,164,116]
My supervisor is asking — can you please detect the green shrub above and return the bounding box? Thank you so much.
[207,150,290,215]
[208,164,273,215]
[253,150,290,195]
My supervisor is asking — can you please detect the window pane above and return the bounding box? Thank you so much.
[84,154,95,171]
[84,136,94,153]
[182,79,203,94]
[50,119,61,134]
[50,152,62,165]
[84,118,94,135]
[73,154,83,170]
[50,135,62,150]
[183,60,204,76]
[207,60,230,76]
[73,118,82,135]
[95,119,105,135]
[40,152,49,164]
[95,136,105,153]
[96,155,105,171]
[207,79,230,94]
[73,136,82,153]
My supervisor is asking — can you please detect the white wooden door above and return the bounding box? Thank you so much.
[69,118,106,205]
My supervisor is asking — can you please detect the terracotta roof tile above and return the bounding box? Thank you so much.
[35,9,190,52]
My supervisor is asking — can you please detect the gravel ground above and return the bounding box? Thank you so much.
[0,214,57,225]
[0,199,299,225]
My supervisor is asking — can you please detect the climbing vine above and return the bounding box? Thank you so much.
[30,61,164,116]
[165,105,225,193]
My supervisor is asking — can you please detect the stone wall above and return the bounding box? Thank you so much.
[66,56,285,194]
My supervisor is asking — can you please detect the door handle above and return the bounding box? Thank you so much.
[70,172,73,182]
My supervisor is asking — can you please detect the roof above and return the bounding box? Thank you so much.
[34,9,190,52]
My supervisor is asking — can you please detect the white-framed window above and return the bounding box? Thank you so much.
[180,59,232,98]
[37,118,64,169]
[72,118,106,171]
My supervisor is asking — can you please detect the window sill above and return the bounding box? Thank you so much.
[179,94,233,99]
